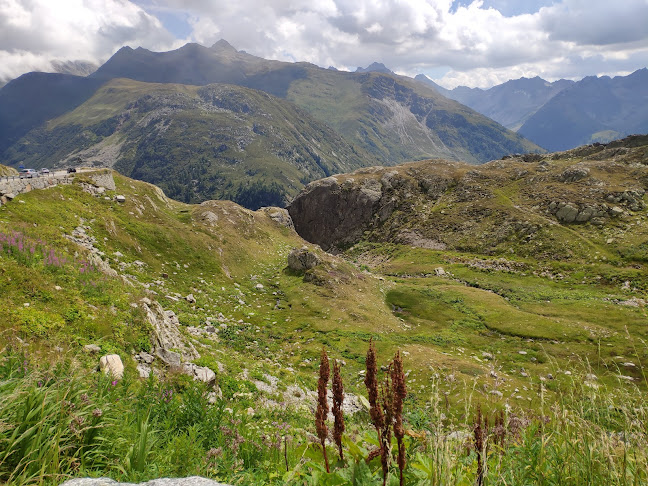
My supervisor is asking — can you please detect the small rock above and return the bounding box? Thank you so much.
[185,294,196,304]
[84,344,101,354]
[622,362,636,368]
[564,370,572,375]
[489,390,503,398]
[435,267,446,276]
[482,352,494,360]
[115,195,126,203]
[99,354,124,379]
[255,283,264,290]
[518,351,527,355]
[136,363,151,379]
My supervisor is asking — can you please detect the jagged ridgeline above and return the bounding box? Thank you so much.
[2,79,368,209]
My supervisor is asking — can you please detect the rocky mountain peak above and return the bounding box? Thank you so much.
[211,39,237,52]
[355,62,394,74]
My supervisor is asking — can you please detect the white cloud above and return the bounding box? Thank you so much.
[2,0,647,87]
[0,0,179,82]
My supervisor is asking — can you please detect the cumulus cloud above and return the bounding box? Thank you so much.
[2,0,647,87]
[0,0,180,82]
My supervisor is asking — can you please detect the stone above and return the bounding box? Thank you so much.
[99,354,124,380]
[287,247,320,271]
[435,267,446,276]
[259,207,294,229]
[193,365,216,384]
[609,206,624,217]
[115,195,126,203]
[185,294,196,304]
[84,344,101,354]
[555,204,579,223]
[137,351,154,364]
[136,363,151,379]
[559,167,589,182]
[155,348,182,367]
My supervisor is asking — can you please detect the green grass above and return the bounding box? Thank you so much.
[1,169,648,484]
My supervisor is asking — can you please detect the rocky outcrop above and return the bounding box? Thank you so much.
[287,137,648,256]
[141,298,199,363]
[287,162,460,251]
[258,207,294,229]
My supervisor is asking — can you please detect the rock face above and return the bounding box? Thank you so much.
[287,247,321,271]
[60,477,231,486]
[287,162,457,251]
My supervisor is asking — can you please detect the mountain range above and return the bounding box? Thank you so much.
[1,40,646,209]
[0,41,539,208]
[416,68,648,151]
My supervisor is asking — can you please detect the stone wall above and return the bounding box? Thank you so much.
[0,170,116,206]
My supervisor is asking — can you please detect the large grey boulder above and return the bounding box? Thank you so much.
[287,247,320,271]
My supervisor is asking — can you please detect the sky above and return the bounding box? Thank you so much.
[1,0,647,88]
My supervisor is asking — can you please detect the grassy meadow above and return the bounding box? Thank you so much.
[0,168,647,484]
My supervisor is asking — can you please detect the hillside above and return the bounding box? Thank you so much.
[289,135,648,258]
[2,137,648,483]
[0,72,102,154]
[519,69,648,151]
[1,41,541,171]
[2,79,370,208]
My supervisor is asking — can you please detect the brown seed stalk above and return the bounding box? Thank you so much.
[392,351,407,486]
[316,347,330,473]
[332,359,345,462]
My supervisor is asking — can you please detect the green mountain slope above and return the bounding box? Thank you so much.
[90,41,542,164]
[3,78,370,208]
[0,72,102,153]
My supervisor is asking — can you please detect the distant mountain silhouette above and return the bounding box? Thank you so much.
[416,74,574,131]
[518,69,648,151]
